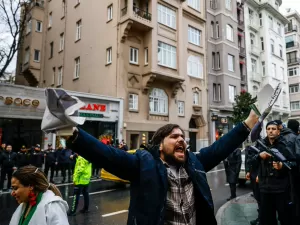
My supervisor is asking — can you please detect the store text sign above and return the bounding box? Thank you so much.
[80,103,106,112]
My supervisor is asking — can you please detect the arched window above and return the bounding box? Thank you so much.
[211,21,214,38]
[226,24,233,41]
[216,22,220,38]
[149,88,168,114]
[187,55,203,78]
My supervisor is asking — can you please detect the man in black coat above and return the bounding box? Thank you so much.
[44,143,56,183]
[224,148,242,201]
[30,144,43,169]
[17,145,31,168]
[0,145,17,191]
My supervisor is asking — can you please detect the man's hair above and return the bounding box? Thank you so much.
[288,119,300,134]
[151,124,184,146]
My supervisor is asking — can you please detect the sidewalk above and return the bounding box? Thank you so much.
[216,193,258,225]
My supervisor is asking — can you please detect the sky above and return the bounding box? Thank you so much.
[3,0,300,74]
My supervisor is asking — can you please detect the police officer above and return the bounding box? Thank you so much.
[30,144,43,169]
[255,121,295,225]
[17,145,30,168]
[0,145,17,192]
[44,144,56,183]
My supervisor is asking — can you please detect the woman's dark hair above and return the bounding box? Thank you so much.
[12,165,62,197]
[151,124,184,146]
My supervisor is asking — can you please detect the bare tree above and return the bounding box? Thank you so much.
[0,0,30,77]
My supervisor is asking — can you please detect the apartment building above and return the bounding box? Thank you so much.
[244,0,290,122]
[285,9,300,120]
[206,0,244,143]
[15,0,208,151]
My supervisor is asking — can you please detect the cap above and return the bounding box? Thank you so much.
[48,143,52,147]
[274,120,283,125]
[266,121,278,128]
[36,144,41,148]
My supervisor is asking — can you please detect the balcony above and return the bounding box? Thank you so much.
[250,45,261,57]
[287,58,300,65]
[239,47,246,57]
[250,72,262,83]
[120,1,153,42]
[238,20,244,30]
[285,25,298,33]
[248,17,260,32]
[286,41,300,51]
[241,75,247,84]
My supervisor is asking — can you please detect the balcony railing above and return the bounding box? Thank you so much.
[285,25,298,33]
[241,75,247,82]
[239,47,246,55]
[250,45,260,56]
[287,58,300,64]
[133,6,152,21]
[238,20,244,26]
[249,17,259,31]
[121,7,127,17]
[250,72,262,82]
[286,41,299,49]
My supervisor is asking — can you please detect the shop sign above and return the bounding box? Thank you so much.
[80,103,106,112]
[0,96,40,107]
[220,117,228,124]
[211,115,218,121]
[79,112,104,118]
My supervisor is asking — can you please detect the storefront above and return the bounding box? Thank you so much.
[210,112,234,143]
[0,84,123,151]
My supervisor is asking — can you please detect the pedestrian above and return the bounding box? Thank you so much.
[0,143,6,153]
[44,144,57,183]
[17,145,31,168]
[59,110,258,224]
[30,144,43,169]
[223,148,242,201]
[0,144,17,192]
[255,121,296,225]
[68,155,91,216]
[276,119,298,154]
[9,165,69,225]
[56,144,71,183]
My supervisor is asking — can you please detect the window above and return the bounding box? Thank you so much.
[36,21,42,32]
[281,67,284,80]
[291,101,300,111]
[213,84,217,101]
[129,94,138,111]
[216,52,220,69]
[24,48,30,64]
[52,68,55,85]
[277,22,281,34]
[212,52,215,69]
[26,20,32,34]
[272,63,276,78]
[50,42,53,58]
[177,101,185,116]
[228,54,234,72]
[34,50,40,62]
[262,61,265,76]
[226,24,233,41]
[57,67,63,86]
[62,0,65,17]
[157,4,176,29]
[158,41,176,68]
[260,37,264,50]
[59,33,64,51]
[217,84,221,101]
[144,48,148,65]
[251,58,257,72]
[106,47,112,64]
[271,39,274,54]
[149,88,168,114]
[259,13,262,26]
[74,57,80,78]
[229,85,236,103]
[253,86,258,97]
[279,45,283,58]
[211,21,214,38]
[287,51,297,63]
[216,22,220,38]
[76,20,82,41]
[188,0,200,11]
[193,92,199,105]
[48,12,52,27]
[130,47,139,64]
[269,16,273,29]
[288,67,299,76]
[188,26,201,46]
[107,5,113,21]
[225,0,231,10]
[250,33,255,46]
[187,55,203,78]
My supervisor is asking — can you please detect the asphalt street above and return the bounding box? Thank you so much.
[0,163,251,225]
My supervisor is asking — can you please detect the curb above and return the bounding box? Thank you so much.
[215,192,252,225]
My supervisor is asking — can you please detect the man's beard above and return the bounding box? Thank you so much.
[162,151,186,166]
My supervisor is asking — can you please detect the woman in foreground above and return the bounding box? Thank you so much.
[9,165,69,225]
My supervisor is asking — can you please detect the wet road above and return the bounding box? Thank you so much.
[0,164,251,225]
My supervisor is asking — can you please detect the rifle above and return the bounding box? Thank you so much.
[250,140,292,170]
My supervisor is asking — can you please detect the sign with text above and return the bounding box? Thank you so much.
[80,103,107,112]
[79,112,104,118]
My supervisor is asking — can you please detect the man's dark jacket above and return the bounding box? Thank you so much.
[44,148,56,164]
[0,151,17,168]
[281,128,297,154]
[224,148,242,184]
[67,123,250,225]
